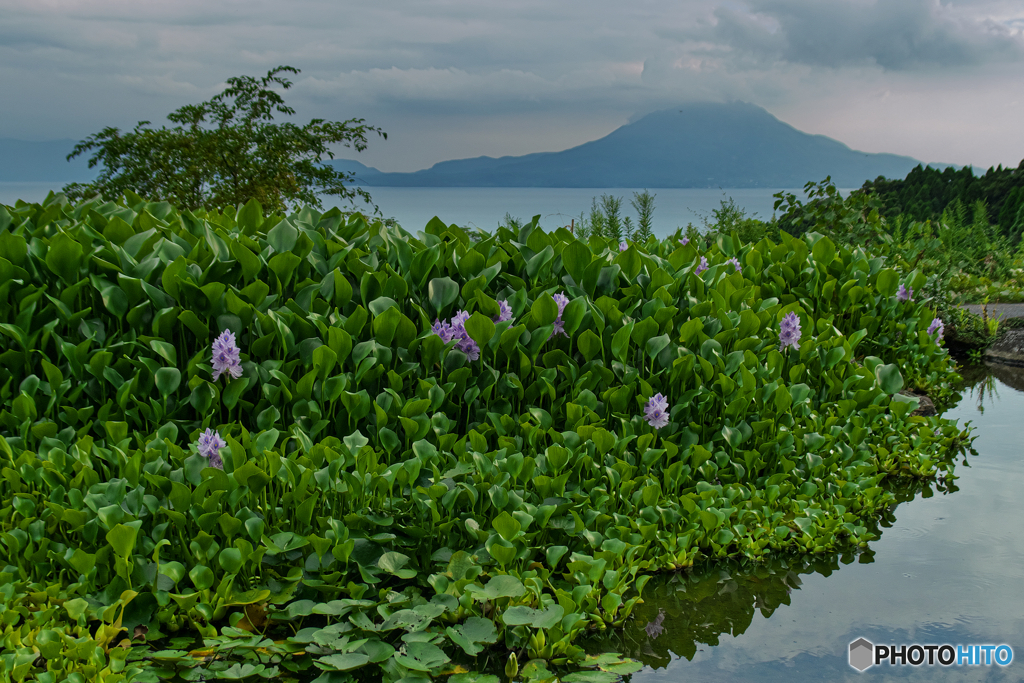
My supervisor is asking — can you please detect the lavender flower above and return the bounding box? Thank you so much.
[432,318,454,342]
[644,393,670,429]
[896,284,913,302]
[432,313,480,360]
[681,237,690,246]
[211,330,243,381]
[493,299,514,323]
[551,292,570,338]
[695,256,709,275]
[197,428,226,470]
[927,317,944,341]
[619,241,628,252]
[449,310,481,361]
[779,311,802,351]
[645,609,666,640]
[727,257,742,272]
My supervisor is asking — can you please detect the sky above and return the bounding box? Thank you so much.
[2,0,1023,172]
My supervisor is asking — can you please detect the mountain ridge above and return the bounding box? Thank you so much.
[330,102,939,188]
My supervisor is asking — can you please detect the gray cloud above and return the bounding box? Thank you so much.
[0,0,1022,170]
[712,0,1024,70]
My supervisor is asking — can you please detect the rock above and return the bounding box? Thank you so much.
[899,390,936,416]
[984,329,1024,367]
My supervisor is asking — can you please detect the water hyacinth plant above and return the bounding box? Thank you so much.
[897,283,914,302]
[0,196,969,683]
[779,311,802,351]
[929,317,945,340]
[196,427,226,469]
[644,393,670,429]
[695,255,709,275]
[211,329,243,380]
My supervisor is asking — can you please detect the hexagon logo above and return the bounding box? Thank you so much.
[849,638,874,672]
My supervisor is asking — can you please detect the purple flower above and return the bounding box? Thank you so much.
[727,257,742,272]
[449,310,481,361]
[896,284,913,302]
[493,299,514,323]
[644,393,670,429]
[432,313,480,360]
[211,330,243,381]
[681,237,690,246]
[432,318,454,342]
[645,609,666,640]
[619,241,628,252]
[779,311,802,351]
[550,292,570,339]
[928,317,944,341]
[197,428,226,470]
[695,256,709,275]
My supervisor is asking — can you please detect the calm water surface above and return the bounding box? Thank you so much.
[0,183,851,238]
[592,361,1024,681]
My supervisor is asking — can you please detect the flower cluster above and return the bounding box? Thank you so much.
[211,330,243,381]
[551,292,570,338]
[695,256,709,275]
[928,317,944,340]
[897,284,914,302]
[644,393,670,429]
[494,299,514,323]
[779,311,802,351]
[197,428,226,470]
[680,237,690,246]
[432,311,481,360]
[727,256,742,272]
[619,241,628,252]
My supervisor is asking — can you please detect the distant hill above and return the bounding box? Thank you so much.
[2,103,946,189]
[331,102,931,188]
[0,139,95,182]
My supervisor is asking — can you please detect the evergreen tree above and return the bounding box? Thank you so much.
[630,190,656,241]
[600,194,623,243]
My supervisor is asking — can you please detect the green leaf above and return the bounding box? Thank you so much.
[467,574,526,600]
[45,233,83,283]
[577,329,602,362]
[562,240,593,286]
[230,240,262,280]
[154,367,181,398]
[222,376,248,409]
[465,312,495,349]
[219,548,243,573]
[106,523,138,557]
[491,511,521,542]
[875,363,904,395]
[189,565,215,591]
[502,604,564,628]
[876,268,899,297]
[811,234,836,266]
[267,217,298,254]
[317,653,370,672]
[531,293,558,327]
[561,297,586,336]
[428,277,460,315]
[149,340,177,365]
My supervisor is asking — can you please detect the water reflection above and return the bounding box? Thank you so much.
[596,360,1024,681]
[587,480,955,670]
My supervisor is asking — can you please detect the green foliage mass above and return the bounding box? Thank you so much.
[860,161,1024,244]
[0,191,967,682]
[62,66,385,215]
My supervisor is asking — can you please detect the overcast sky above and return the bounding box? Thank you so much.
[2,0,1023,172]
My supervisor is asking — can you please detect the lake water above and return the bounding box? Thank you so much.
[0,183,832,238]
[589,360,1024,681]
